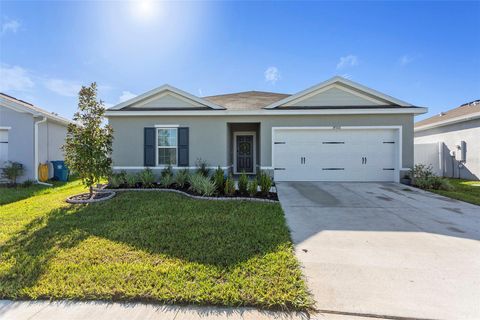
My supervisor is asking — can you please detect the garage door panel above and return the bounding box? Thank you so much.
[273,128,398,182]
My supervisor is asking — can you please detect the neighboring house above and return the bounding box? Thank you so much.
[414,100,480,180]
[105,76,427,182]
[0,93,72,182]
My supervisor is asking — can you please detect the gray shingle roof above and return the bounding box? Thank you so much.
[415,100,480,128]
[203,91,290,110]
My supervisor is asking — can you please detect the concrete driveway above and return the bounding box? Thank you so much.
[276,182,480,320]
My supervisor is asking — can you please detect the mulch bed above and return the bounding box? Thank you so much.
[66,191,116,204]
[102,183,279,202]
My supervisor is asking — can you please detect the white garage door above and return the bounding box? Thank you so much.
[273,128,399,182]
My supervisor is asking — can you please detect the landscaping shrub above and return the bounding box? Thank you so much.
[160,172,174,188]
[195,158,210,177]
[411,164,452,190]
[138,168,155,188]
[175,169,189,188]
[161,165,174,178]
[189,173,216,196]
[22,179,34,188]
[213,166,225,194]
[238,171,248,195]
[224,174,236,196]
[1,161,24,185]
[248,178,258,196]
[259,171,272,196]
[109,172,125,188]
[125,173,137,188]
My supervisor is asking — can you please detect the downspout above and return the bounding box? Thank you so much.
[34,116,53,186]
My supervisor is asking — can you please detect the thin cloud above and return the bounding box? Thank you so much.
[0,65,34,91]
[1,18,20,35]
[264,66,281,84]
[118,91,137,103]
[399,55,415,66]
[337,55,358,69]
[44,79,82,97]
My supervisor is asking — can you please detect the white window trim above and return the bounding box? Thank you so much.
[154,124,180,128]
[233,131,257,175]
[156,127,178,166]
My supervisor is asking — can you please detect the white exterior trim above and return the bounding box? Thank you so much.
[106,107,427,117]
[113,166,231,170]
[34,117,47,181]
[414,111,480,132]
[233,131,257,175]
[108,84,225,111]
[271,125,403,183]
[154,124,180,128]
[0,96,72,126]
[156,127,178,166]
[0,126,12,130]
[265,76,414,109]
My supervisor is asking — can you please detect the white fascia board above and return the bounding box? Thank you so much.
[414,111,480,132]
[264,76,414,109]
[108,84,225,111]
[105,107,427,117]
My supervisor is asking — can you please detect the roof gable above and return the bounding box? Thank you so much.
[0,93,73,125]
[265,76,413,109]
[109,85,225,111]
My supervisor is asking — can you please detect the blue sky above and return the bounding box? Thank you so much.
[1,1,479,120]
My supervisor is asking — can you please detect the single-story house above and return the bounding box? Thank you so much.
[414,100,480,180]
[105,76,427,182]
[0,93,72,182]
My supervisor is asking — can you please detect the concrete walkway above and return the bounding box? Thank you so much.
[277,182,480,320]
[0,300,313,320]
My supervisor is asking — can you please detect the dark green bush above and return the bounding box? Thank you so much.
[411,164,452,190]
[125,173,137,188]
[213,166,225,194]
[238,171,248,195]
[160,173,174,188]
[161,165,173,178]
[22,179,34,188]
[1,161,24,185]
[175,169,189,188]
[247,178,258,196]
[258,171,272,196]
[195,158,210,177]
[138,168,155,187]
[108,172,124,188]
[224,174,236,196]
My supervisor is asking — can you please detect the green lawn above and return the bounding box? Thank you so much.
[0,181,312,310]
[429,178,480,206]
[0,180,77,206]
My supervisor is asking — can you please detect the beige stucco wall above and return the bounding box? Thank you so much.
[414,119,480,180]
[109,114,414,172]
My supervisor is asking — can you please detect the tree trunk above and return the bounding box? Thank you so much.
[89,185,94,199]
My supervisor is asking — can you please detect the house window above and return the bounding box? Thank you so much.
[157,128,177,165]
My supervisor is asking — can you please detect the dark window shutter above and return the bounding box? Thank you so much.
[178,127,189,167]
[144,127,156,166]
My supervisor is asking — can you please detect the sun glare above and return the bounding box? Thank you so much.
[132,0,157,20]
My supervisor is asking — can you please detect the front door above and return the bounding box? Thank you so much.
[236,135,254,173]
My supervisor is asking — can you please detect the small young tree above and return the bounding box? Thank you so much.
[63,82,113,198]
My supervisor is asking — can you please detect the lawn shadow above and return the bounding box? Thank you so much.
[0,191,290,297]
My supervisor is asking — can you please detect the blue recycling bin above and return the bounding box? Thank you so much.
[51,160,69,182]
